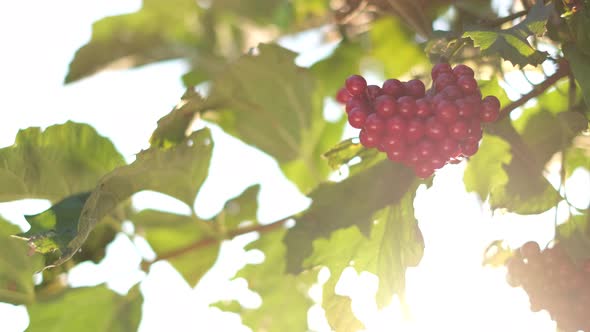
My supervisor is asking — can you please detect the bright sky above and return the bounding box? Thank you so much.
[0,1,589,332]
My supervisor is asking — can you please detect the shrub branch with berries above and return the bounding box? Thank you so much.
[336,63,500,178]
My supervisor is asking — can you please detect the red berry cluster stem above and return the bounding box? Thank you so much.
[335,63,500,179]
[506,241,590,332]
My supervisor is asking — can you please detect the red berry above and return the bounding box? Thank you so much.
[336,87,352,104]
[452,64,475,78]
[346,95,369,114]
[425,118,447,140]
[375,95,397,118]
[397,96,417,119]
[483,95,501,109]
[345,75,367,96]
[415,139,436,160]
[521,241,541,259]
[460,141,479,156]
[348,108,368,128]
[385,116,407,137]
[414,162,434,178]
[415,98,432,118]
[380,135,406,153]
[382,79,405,97]
[480,103,500,123]
[366,84,383,100]
[441,85,463,99]
[456,99,477,119]
[429,94,448,109]
[436,101,459,124]
[438,137,460,158]
[434,73,456,92]
[386,142,408,162]
[457,76,478,95]
[406,119,425,143]
[404,147,420,166]
[431,63,452,80]
[430,153,446,170]
[448,121,469,140]
[364,113,385,134]
[404,79,426,98]
[359,129,380,148]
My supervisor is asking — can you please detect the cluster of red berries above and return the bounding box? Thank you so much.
[335,63,500,178]
[506,241,590,332]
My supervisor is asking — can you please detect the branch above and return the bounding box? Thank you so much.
[147,216,293,264]
[499,61,570,120]
[479,10,528,27]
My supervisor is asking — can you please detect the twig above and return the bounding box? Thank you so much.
[498,61,570,120]
[480,10,528,27]
[148,217,293,264]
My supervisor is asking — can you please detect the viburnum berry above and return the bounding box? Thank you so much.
[359,129,380,148]
[406,119,425,143]
[431,63,452,80]
[364,113,385,135]
[366,84,383,100]
[505,242,590,331]
[338,63,500,179]
[415,98,432,118]
[382,79,405,97]
[375,95,397,118]
[404,79,426,98]
[452,64,475,78]
[397,96,417,119]
[457,76,478,95]
[436,101,459,124]
[348,108,368,128]
[346,75,367,96]
[425,118,447,140]
[336,87,352,104]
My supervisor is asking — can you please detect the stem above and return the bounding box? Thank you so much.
[499,62,570,120]
[480,10,528,27]
[148,217,292,264]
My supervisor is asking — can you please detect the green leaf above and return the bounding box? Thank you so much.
[27,285,143,332]
[463,1,553,67]
[133,209,219,286]
[211,0,288,25]
[26,129,212,269]
[284,161,416,274]
[150,90,209,148]
[310,41,363,96]
[370,18,428,79]
[216,229,316,332]
[65,0,202,83]
[221,185,260,230]
[204,43,345,193]
[0,122,125,203]
[466,78,587,214]
[14,192,126,268]
[465,131,561,214]
[0,217,43,305]
[132,185,259,285]
[302,226,366,331]
[303,187,423,324]
[556,211,590,263]
[565,146,590,176]
[564,43,590,108]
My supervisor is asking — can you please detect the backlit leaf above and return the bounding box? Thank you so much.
[0,122,124,203]
[216,229,316,332]
[65,0,202,83]
[463,1,553,67]
[27,285,143,332]
[285,161,416,273]
[0,217,43,305]
[24,129,212,269]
